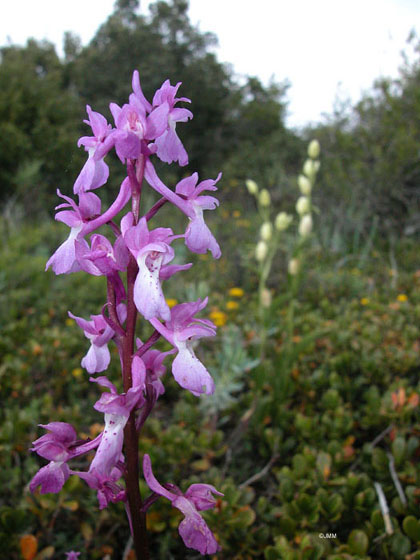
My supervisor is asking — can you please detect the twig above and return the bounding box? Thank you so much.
[387,452,407,506]
[239,451,279,489]
[222,401,257,478]
[350,424,393,472]
[371,425,394,448]
[374,482,393,535]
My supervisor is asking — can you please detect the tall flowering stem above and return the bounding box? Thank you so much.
[122,252,146,555]
[30,70,223,558]
[245,139,321,395]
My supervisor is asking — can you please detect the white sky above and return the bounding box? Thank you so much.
[1,0,419,128]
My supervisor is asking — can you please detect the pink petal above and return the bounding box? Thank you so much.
[30,462,70,494]
[185,213,221,259]
[133,257,170,321]
[142,454,176,501]
[174,497,220,554]
[81,344,111,374]
[155,127,188,166]
[172,344,215,396]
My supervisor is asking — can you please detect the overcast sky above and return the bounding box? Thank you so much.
[2,0,419,127]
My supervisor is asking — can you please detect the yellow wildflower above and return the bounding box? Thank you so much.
[228,287,244,298]
[165,298,178,308]
[397,294,408,302]
[226,301,239,311]
[89,423,104,437]
[72,367,83,379]
[360,297,369,305]
[209,310,227,327]
[232,210,241,218]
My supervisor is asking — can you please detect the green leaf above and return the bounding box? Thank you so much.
[226,505,256,528]
[316,451,332,480]
[264,547,281,560]
[392,436,406,466]
[278,516,297,539]
[403,515,420,542]
[371,509,385,531]
[390,533,411,560]
[279,478,294,501]
[292,453,308,478]
[348,529,369,555]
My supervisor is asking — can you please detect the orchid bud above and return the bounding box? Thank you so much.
[298,214,313,237]
[260,221,273,241]
[298,174,312,195]
[296,196,310,216]
[307,139,320,159]
[255,240,268,261]
[246,179,258,195]
[275,212,293,231]
[260,288,272,308]
[303,159,316,179]
[288,258,300,275]
[259,189,271,207]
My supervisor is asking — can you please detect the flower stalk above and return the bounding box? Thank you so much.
[30,70,223,558]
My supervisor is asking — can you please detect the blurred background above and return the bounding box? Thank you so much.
[1,1,420,559]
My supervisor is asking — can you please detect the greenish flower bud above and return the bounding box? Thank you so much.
[296,196,310,216]
[308,139,321,159]
[255,240,268,261]
[299,214,313,237]
[298,174,312,195]
[288,258,300,275]
[260,221,273,241]
[303,159,316,178]
[275,212,293,231]
[246,179,258,195]
[260,288,272,308]
[258,189,271,207]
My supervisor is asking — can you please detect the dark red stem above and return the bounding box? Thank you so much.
[127,156,145,223]
[133,330,161,359]
[122,255,149,560]
[121,156,150,559]
[145,197,168,222]
[105,277,124,334]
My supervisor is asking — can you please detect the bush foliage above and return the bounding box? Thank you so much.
[1,212,419,558]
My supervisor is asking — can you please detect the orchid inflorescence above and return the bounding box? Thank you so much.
[29,70,223,557]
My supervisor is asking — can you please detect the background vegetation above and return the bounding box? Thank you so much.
[0,0,419,558]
